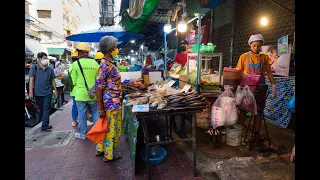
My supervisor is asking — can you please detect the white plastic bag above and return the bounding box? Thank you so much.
[211,106,226,128]
[238,85,257,115]
[211,85,238,128]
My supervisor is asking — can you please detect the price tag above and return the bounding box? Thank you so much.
[181,84,191,93]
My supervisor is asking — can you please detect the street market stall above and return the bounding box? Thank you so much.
[123,79,207,179]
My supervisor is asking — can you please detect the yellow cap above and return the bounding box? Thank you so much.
[76,42,91,52]
[94,52,104,60]
[71,49,78,57]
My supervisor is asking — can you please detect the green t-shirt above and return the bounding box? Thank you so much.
[70,58,99,101]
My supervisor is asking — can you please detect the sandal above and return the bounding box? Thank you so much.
[96,151,104,156]
[103,153,122,162]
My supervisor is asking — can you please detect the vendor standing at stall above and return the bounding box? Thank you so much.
[236,34,277,141]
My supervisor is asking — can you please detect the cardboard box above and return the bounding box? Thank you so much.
[143,74,150,84]
[179,74,187,82]
[179,80,186,89]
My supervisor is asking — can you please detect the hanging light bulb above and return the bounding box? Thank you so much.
[178,20,187,32]
[164,23,172,33]
[131,50,134,53]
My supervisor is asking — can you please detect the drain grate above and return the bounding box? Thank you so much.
[25,130,75,150]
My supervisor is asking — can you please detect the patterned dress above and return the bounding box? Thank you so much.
[94,60,122,160]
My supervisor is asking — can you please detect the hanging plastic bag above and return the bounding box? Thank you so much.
[211,86,237,128]
[288,95,295,113]
[238,85,257,115]
[211,106,226,128]
[235,85,244,106]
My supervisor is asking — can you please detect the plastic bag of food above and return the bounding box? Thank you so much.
[235,85,244,106]
[238,85,257,114]
[211,85,237,128]
[211,106,226,128]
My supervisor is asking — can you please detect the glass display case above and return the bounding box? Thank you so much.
[185,53,223,92]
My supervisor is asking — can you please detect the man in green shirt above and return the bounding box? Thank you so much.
[71,43,100,140]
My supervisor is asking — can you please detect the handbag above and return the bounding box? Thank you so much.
[77,60,96,99]
[86,116,108,144]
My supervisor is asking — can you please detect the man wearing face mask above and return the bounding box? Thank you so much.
[70,43,100,140]
[29,52,58,130]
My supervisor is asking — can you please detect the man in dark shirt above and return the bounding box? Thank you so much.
[29,52,58,130]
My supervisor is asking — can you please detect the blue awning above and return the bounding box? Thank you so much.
[25,44,33,56]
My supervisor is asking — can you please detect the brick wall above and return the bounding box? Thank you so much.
[210,0,295,74]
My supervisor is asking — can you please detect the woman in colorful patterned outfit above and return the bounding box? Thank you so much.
[95,36,123,161]
[236,34,277,142]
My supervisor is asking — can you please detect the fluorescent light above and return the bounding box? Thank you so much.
[131,40,135,43]
[131,50,134,53]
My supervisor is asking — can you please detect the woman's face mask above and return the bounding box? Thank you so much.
[110,48,119,58]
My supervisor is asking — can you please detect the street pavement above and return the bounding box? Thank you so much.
[25,101,200,180]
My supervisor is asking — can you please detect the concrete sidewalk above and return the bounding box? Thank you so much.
[25,102,134,180]
[25,102,201,180]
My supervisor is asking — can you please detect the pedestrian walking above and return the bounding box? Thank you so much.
[28,52,57,130]
[69,49,79,127]
[95,36,123,161]
[71,42,100,140]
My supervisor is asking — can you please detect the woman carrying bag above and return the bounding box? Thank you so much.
[94,36,123,162]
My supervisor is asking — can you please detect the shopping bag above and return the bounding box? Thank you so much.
[86,116,108,144]
[238,85,257,114]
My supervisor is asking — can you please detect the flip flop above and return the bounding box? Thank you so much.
[103,153,122,162]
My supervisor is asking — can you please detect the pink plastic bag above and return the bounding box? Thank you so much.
[237,85,257,114]
[240,74,261,92]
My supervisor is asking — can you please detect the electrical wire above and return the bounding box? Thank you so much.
[87,0,96,19]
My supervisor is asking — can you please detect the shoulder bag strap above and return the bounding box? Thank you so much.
[77,60,89,90]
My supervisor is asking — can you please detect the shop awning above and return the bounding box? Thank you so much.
[25,44,33,56]
[47,48,66,55]
[25,38,48,57]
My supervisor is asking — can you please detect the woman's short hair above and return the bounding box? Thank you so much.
[99,36,118,55]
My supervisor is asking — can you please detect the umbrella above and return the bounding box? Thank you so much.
[66,25,144,43]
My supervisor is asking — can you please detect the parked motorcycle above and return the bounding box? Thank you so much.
[25,88,40,127]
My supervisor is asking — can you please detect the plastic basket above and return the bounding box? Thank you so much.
[191,44,216,53]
